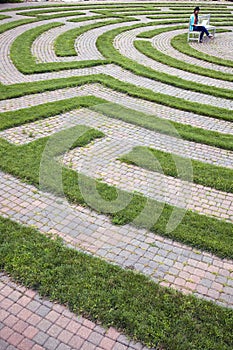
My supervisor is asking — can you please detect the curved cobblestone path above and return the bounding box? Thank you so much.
[0,1,233,349]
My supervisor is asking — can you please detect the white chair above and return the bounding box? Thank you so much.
[188,14,216,42]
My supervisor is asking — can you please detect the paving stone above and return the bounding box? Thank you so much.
[0,5,233,350]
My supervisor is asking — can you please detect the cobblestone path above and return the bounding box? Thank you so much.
[0,1,233,349]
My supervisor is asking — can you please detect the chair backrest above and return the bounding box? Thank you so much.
[199,14,210,26]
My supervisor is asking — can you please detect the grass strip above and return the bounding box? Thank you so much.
[136,24,186,38]
[134,40,233,82]
[0,134,233,259]
[92,102,233,151]
[1,96,233,152]
[171,33,233,68]
[10,22,107,74]
[0,95,104,130]
[96,23,233,101]
[1,75,233,122]
[54,18,133,57]
[0,18,36,34]
[1,217,233,350]
[0,14,10,19]
[120,146,233,193]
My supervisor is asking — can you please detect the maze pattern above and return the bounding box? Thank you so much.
[0,1,233,348]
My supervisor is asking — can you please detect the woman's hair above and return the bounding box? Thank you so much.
[194,6,200,12]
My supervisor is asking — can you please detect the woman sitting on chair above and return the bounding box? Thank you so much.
[190,6,213,43]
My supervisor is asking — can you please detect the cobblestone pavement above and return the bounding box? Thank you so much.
[151,29,233,74]
[1,84,233,135]
[1,171,233,309]
[1,108,233,222]
[114,27,233,89]
[1,1,233,348]
[0,273,152,350]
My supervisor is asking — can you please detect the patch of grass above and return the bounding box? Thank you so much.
[120,146,233,193]
[171,33,233,68]
[1,95,233,152]
[0,96,104,130]
[1,216,233,349]
[135,39,233,81]
[0,18,36,34]
[136,25,186,38]
[1,75,233,123]
[54,19,133,57]
[10,22,107,74]
[0,14,10,19]
[96,24,233,101]
[0,133,233,258]
[92,102,233,151]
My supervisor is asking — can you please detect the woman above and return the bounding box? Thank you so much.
[190,6,213,43]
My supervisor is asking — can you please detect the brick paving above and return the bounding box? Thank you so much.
[114,27,233,89]
[0,273,151,350]
[1,108,233,222]
[0,1,233,348]
[0,171,233,309]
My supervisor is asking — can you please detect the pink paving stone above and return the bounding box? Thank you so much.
[18,308,33,321]
[18,338,35,350]
[185,281,197,291]
[66,319,81,333]
[46,310,60,323]
[83,318,96,330]
[47,324,63,337]
[12,320,28,333]
[69,334,85,348]
[0,309,10,321]
[4,314,18,327]
[1,286,13,297]
[56,315,70,328]
[196,285,208,295]
[0,297,14,309]
[164,274,175,283]
[211,282,223,292]
[178,271,190,280]
[25,289,37,299]
[0,326,14,340]
[27,313,42,326]
[106,327,121,340]
[8,290,22,301]
[174,277,186,287]
[206,289,220,299]
[7,332,24,346]
[58,329,73,343]
[194,269,206,278]
[53,303,66,314]
[22,325,39,339]
[190,275,201,284]
[32,344,44,350]
[160,281,170,288]
[99,336,116,350]
[8,303,23,315]
[78,325,92,339]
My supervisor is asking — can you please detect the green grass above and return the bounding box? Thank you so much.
[1,91,233,152]
[0,131,233,259]
[92,102,233,151]
[0,14,10,19]
[96,24,233,101]
[54,19,133,57]
[1,75,233,123]
[172,33,233,68]
[134,39,233,82]
[0,18,37,34]
[0,96,104,130]
[10,22,107,74]
[1,217,233,350]
[120,146,233,193]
